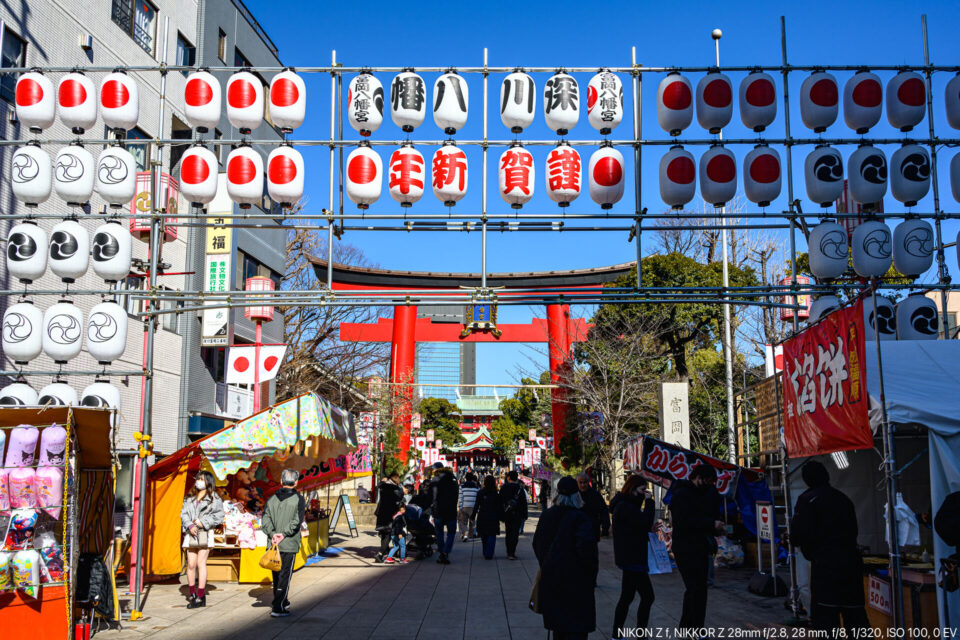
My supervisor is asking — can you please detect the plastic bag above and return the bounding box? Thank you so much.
[12,549,40,598]
[0,551,11,591]
[34,531,65,582]
[716,536,745,568]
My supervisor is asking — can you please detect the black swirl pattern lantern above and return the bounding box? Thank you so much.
[804,145,844,207]
[864,295,897,341]
[38,382,77,407]
[11,145,52,207]
[81,382,120,427]
[54,144,94,206]
[42,301,83,363]
[851,219,892,278]
[848,144,887,209]
[896,294,938,340]
[0,383,38,407]
[2,302,43,364]
[808,295,840,324]
[92,221,132,283]
[87,301,127,364]
[892,218,933,278]
[890,143,930,207]
[95,146,137,208]
[48,220,88,283]
[800,71,839,132]
[807,221,848,280]
[7,222,47,284]
[886,71,926,132]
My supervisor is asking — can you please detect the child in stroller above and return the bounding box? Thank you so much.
[402,502,436,559]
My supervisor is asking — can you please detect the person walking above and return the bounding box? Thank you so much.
[577,473,610,539]
[539,479,551,509]
[500,470,528,559]
[385,504,411,564]
[180,470,224,609]
[611,474,656,638]
[260,469,305,618]
[374,472,405,564]
[532,476,599,640]
[430,462,459,564]
[669,464,724,632]
[458,473,480,542]
[475,475,503,559]
[790,461,870,633]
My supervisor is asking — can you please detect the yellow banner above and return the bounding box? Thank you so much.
[205,215,232,254]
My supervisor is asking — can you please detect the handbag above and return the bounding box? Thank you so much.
[259,543,282,572]
[528,568,543,613]
[938,554,960,592]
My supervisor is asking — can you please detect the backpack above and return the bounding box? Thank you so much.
[502,484,521,516]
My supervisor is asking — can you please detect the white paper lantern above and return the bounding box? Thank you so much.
[6,222,47,284]
[0,384,38,406]
[390,71,426,132]
[892,218,933,277]
[266,145,304,209]
[498,144,534,209]
[431,143,468,206]
[54,145,94,206]
[657,73,693,136]
[57,72,96,134]
[843,70,883,133]
[92,221,132,283]
[864,295,897,341]
[545,143,581,206]
[226,71,264,134]
[890,143,930,207]
[87,301,127,364]
[269,69,306,133]
[500,70,535,133]
[743,145,781,207]
[804,145,844,207]
[347,72,383,137]
[15,72,55,133]
[48,220,88,283]
[388,145,425,207]
[179,146,218,205]
[739,71,777,132]
[433,71,468,135]
[886,71,926,132]
[81,381,120,414]
[848,144,887,209]
[851,219,892,278]
[346,144,383,209]
[11,145,51,207]
[696,71,733,134]
[896,294,939,340]
[699,145,737,207]
[95,146,136,207]
[588,144,624,209]
[38,383,77,407]
[808,296,840,324]
[544,72,579,135]
[587,70,622,134]
[952,153,960,204]
[807,221,849,280]
[42,301,83,363]
[184,71,221,132]
[800,71,838,132]
[2,302,43,364]
[946,74,960,130]
[659,145,696,209]
[226,146,263,208]
[99,71,139,132]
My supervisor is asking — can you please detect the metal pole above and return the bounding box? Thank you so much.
[771,369,802,620]
[327,50,336,289]
[781,17,800,336]
[481,48,488,289]
[632,46,642,287]
[253,320,261,413]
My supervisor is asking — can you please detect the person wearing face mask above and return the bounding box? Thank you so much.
[180,470,224,608]
[610,474,656,638]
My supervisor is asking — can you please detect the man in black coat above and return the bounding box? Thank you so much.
[500,470,528,559]
[429,462,459,564]
[790,460,869,633]
[669,464,724,631]
[374,472,404,564]
[577,473,610,539]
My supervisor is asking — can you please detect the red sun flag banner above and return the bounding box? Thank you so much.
[781,298,871,458]
[226,344,287,384]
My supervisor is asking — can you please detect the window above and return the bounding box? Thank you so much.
[115,454,136,513]
[202,347,227,383]
[0,26,26,104]
[217,29,227,63]
[111,0,158,55]
[233,47,251,69]
[119,276,144,316]
[158,287,181,333]
[169,116,191,173]
[175,32,195,76]
[126,127,150,171]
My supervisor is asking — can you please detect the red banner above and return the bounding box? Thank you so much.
[781,298,871,458]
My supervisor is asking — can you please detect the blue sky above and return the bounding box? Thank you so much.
[246,0,960,387]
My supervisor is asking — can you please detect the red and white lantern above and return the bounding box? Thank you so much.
[95,146,137,207]
[267,145,304,208]
[951,153,960,203]
[848,144,887,209]
[886,70,926,132]
[743,144,781,207]
[807,220,849,280]
[269,69,306,133]
[432,142,468,206]
[184,71,221,132]
[391,71,426,132]
[498,144,535,209]
[57,72,96,134]
[946,73,960,130]
[179,146,218,205]
[657,72,693,136]
[545,142,582,206]
[544,71,579,135]
[804,145,844,207]
[739,71,777,132]
[226,146,264,208]
[587,70,622,134]
[99,71,139,132]
[500,70,535,133]
[699,145,737,207]
[696,71,733,134]
[433,71,469,135]
[348,72,384,137]
[659,145,696,209]
[890,143,930,207]
[588,144,624,209]
[388,145,425,207]
[11,145,51,206]
[781,275,812,321]
[15,72,55,133]
[800,71,838,132]
[346,143,383,209]
[843,70,883,133]
[244,276,275,322]
[226,71,264,134]
[54,145,94,206]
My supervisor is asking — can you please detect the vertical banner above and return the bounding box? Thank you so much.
[781,299,871,458]
[201,214,233,347]
[658,381,690,449]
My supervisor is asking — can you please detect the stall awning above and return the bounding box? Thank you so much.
[0,406,113,469]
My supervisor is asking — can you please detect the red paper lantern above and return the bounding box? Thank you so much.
[545,143,582,207]
[388,145,425,207]
[15,72,55,133]
[226,146,264,208]
[696,71,733,134]
[743,145,781,207]
[657,73,693,136]
[699,145,737,207]
[659,145,696,209]
[739,71,777,132]
[799,71,838,132]
[244,276,275,322]
[886,71,926,132]
[843,70,882,134]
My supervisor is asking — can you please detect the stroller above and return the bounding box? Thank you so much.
[402,503,436,559]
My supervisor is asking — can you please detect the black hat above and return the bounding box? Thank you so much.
[556,476,578,496]
[432,462,444,469]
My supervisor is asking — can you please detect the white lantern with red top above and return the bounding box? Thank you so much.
[848,144,887,209]
[15,72,55,133]
[3,302,43,364]
[890,143,930,207]
[587,70,622,134]
[696,71,733,134]
[864,295,897,341]
[800,71,838,132]
[99,71,139,132]
[851,219,892,278]
[500,70,535,133]
[498,144,534,209]
[807,220,849,280]
[54,145,94,206]
[11,144,51,207]
[179,146,218,205]
[886,70,926,132]
[808,296,840,324]
[388,145,425,207]
[6,222,47,284]
[267,145,304,209]
[699,145,737,207]
[739,71,777,132]
[226,146,264,208]
[952,153,960,203]
[588,144,624,209]
[743,144,781,207]
[659,145,696,209]
[544,71,579,135]
[49,220,88,283]
[42,301,84,363]
[432,142,468,206]
[892,218,934,278]
[348,72,384,137]
[946,74,960,130]
[346,143,383,209]
[804,145,844,207]
[843,70,883,133]
[87,301,127,364]
[391,71,426,132]
[95,146,137,207]
[896,294,939,340]
[184,71,221,132]
[269,69,305,133]
[226,71,264,134]
[657,73,693,136]
[57,72,96,134]
[244,276,275,322]
[545,143,582,206]
[91,221,132,283]
[433,71,468,135]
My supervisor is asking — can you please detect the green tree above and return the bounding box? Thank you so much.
[417,397,465,450]
[490,373,551,453]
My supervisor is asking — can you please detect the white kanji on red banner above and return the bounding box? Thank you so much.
[225,344,287,384]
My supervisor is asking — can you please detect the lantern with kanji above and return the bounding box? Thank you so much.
[808,295,840,324]
[42,301,83,363]
[348,72,384,137]
[100,71,139,133]
[800,71,838,132]
[544,71,579,135]
[179,145,218,205]
[57,72,96,134]
[699,145,736,207]
[6,222,47,284]
[807,220,848,280]
[388,145,425,207]
[696,71,733,134]
[15,72,55,133]
[498,144,534,209]
[95,146,137,208]
[49,219,88,283]
[739,71,777,132]
[864,295,897,341]
[890,143,930,207]
[390,71,426,132]
[38,383,77,407]
[886,70,926,132]
[892,218,933,278]
[244,276,275,322]
[54,145,94,206]
[432,142,468,206]
[500,70,535,133]
[952,153,960,203]
[896,294,938,340]
[11,144,51,207]
[269,69,306,133]
[2,302,43,364]
[851,219,892,278]
[843,70,883,133]
[184,71,221,132]
[804,145,844,207]
[545,142,581,206]
[657,72,693,136]
[780,275,812,322]
[226,71,264,134]
[848,144,887,209]
[433,71,468,135]
[346,143,383,209]
[226,146,264,208]
[92,221,132,283]
[743,144,781,207]
[0,383,38,406]
[267,145,304,209]
[588,143,624,209]
[947,74,960,130]
[659,145,696,209]
[87,301,127,364]
[587,70,622,134]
